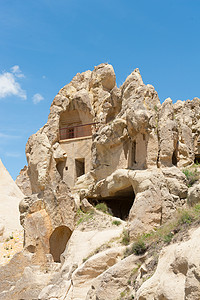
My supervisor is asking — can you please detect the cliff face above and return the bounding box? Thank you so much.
[3,63,200,299]
[21,63,199,244]
[24,64,200,196]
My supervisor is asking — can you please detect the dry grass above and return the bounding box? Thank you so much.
[124,203,200,259]
[0,230,23,265]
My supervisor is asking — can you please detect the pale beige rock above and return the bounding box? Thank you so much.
[26,131,52,193]
[137,227,200,300]
[56,248,123,300]
[72,247,122,285]
[0,159,24,238]
[61,226,123,267]
[187,183,200,206]
[158,98,178,167]
[19,182,76,263]
[86,253,144,300]
[80,198,94,213]
[15,165,32,195]
[90,167,187,238]
[0,250,58,300]
[38,215,125,300]
[5,64,200,300]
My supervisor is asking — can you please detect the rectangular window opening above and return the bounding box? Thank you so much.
[75,158,85,178]
[68,128,74,138]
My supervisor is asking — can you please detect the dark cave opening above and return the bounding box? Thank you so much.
[172,141,178,166]
[89,186,135,221]
[172,150,177,166]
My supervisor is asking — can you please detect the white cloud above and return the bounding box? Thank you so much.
[10,65,25,78]
[42,75,46,79]
[0,66,27,100]
[5,152,21,158]
[32,93,44,104]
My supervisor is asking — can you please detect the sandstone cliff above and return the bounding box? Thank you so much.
[3,63,200,299]
[0,160,24,266]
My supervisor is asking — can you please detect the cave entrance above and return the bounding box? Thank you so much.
[49,226,72,263]
[194,154,200,164]
[90,186,135,221]
[75,158,85,178]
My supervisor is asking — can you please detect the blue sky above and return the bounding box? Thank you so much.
[0,0,200,179]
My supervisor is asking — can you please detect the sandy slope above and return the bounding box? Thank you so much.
[0,159,24,238]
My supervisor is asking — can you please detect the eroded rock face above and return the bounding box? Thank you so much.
[137,227,200,300]
[24,63,200,196]
[19,182,76,263]
[86,253,145,300]
[7,63,200,299]
[87,167,187,238]
[188,183,200,206]
[19,63,200,262]
[15,165,32,196]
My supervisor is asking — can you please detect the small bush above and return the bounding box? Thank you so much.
[120,291,126,298]
[76,209,94,225]
[95,203,109,214]
[121,229,130,245]
[163,232,173,244]
[182,168,199,187]
[112,220,121,226]
[131,240,147,255]
[178,210,193,225]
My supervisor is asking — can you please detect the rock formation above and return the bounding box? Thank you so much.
[0,159,23,238]
[15,165,32,196]
[2,63,200,299]
[137,226,200,300]
[0,160,24,266]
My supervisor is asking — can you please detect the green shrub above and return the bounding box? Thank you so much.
[163,232,173,244]
[95,203,109,214]
[76,209,94,225]
[182,168,199,187]
[82,257,87,263]
[120,291,126,298]
[178,210,193,225]
[112,220,121,226]
[121,229,130,245]
[131,240,147,255]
